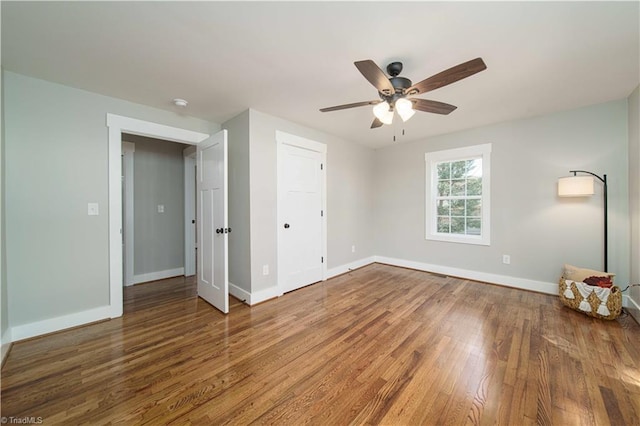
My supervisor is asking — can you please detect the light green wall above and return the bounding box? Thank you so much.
[628,86,640,322]
[223,110,252,293]
[248,109,376,293]
[3,71,218,327]
[374,100,630,286]
[123,134,185,277]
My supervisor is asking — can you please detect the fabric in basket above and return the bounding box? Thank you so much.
[558,277,621,320]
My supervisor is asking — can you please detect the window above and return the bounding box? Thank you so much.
[425,144,491,245]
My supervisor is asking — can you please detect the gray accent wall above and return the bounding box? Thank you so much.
[629,85,640,322]
[223,110,252,293]
[123,134,185,277]
[3,71,218,328]
[374,100,630,286]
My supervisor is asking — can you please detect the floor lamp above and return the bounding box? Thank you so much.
[558,170,608,271]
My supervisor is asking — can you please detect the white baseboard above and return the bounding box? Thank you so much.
[132,267,184,285]
[10,305,112,342]
[1,328,13,365]
[229,282,251,304]
[374,256,558,295]
[229,282,281,306]
[327,256,376,279]
[251,286,282,305]
[625,294,640,322]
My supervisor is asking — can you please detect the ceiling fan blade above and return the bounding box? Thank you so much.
[354,60,395,95]
[406,58,487,95]
[370,117,383,129]
[320,100,381,113]
[411,99,457,115]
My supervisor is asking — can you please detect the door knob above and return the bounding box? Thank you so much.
[284,223,290,229]
[216,228,223,234]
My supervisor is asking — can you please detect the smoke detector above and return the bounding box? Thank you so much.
[173,98,188,108]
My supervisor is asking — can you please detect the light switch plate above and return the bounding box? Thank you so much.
[88,203,99,216]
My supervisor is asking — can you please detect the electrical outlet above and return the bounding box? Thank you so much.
[502,255,511,265]
[263,265,269,275]
[351,245,356,253]
[157,204,165,213]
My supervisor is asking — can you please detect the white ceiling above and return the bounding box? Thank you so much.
[2,1,638,149]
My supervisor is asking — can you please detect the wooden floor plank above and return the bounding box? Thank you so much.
[2,264,639,425]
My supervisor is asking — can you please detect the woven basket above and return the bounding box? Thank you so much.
[559,277,622,320]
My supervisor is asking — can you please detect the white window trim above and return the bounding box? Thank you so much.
[425,143,492,245]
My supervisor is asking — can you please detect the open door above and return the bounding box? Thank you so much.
[197,129,229,313]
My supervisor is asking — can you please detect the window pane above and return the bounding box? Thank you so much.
[466,218,481,235]
[451,199,465,216]
[467,177,482,196]
[437,162,450,180]
[437,216,450,233]
[451,161,466,179]
[466,159,482,177]
[451,217,465,234]
[466,199,481,217]
[451,179,465,196]
[437,200,450,216]
[437,180,450,196]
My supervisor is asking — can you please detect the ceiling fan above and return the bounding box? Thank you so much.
[320,57,487,128]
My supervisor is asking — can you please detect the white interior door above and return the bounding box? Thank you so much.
[278,132,326,294]
[197,129,229,313]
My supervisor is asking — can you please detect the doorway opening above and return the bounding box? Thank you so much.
[121,135,197,288]
[107,114,212,318]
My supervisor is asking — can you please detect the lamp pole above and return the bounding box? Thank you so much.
[569,170,608,272]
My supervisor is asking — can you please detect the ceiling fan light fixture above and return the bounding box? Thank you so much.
[395,98,415,122]
[373,101,393,125]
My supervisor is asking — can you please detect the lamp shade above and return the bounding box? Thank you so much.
[558,176,595,197]
[395,98,415,122]
[373,101,393,125]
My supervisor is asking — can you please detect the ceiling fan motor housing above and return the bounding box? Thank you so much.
[379,75,413,104]
[379,62,413,104]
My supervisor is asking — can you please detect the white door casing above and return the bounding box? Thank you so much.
[277,131,327,294]
[122,142,135,286]
[107,114,211,318]
[197,130,229,313]
[184,148,197,277]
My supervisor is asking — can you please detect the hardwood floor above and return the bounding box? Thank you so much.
[2,264,639,425]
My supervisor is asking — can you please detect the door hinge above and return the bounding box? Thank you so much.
[320,163,323,170]
[321,256,324,263]
[321,210,323,217]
